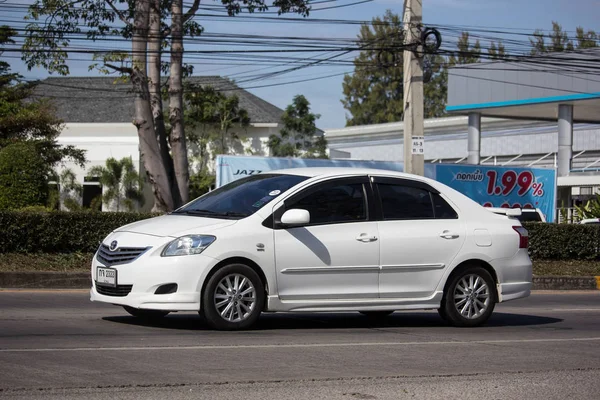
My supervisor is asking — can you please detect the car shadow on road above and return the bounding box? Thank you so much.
[102,311,562,331]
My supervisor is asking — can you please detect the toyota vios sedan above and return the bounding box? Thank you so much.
[91,168,532,330]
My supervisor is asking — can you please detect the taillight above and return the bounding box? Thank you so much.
[513,226,529,248]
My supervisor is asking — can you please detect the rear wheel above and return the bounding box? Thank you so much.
[441,266,497,327]
[123,306,169,319]
[437,307,448,321]
[202,264,265,331]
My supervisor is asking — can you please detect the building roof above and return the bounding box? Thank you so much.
[32,76,285,124]
[325,116,551,141]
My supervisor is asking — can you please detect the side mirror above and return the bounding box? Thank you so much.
[280,209,310,226]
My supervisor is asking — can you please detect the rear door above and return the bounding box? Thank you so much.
[373,177,466,298]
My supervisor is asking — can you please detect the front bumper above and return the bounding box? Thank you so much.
[90,232,218,311]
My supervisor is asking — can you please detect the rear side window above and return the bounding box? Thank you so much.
[376,183,459,220]
[377,184,434,220]
[432,193,458,219]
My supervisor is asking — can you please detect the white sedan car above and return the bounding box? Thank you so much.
[91,168,532,330]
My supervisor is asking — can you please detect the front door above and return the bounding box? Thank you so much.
[373,177,466,298]
[273,177,380,300]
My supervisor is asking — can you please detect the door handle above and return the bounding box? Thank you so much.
[356,233,378,242]
[440,230,460,239]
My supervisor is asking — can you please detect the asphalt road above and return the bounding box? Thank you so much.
[0,290,599,399]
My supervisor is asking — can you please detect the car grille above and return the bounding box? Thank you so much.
[96,244,149,267]
[95,282,133,297]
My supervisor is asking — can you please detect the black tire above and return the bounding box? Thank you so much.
[441,266,497,327]
[123,306,169,319]
[437,307,448,321]
[359,310,394,318]
[202,263,265,331]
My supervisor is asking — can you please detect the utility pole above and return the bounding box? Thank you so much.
[402,0,425,176]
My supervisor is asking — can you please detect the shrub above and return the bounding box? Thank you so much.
[0,142,50,210]
[523,222,600,260]
[0,211,598,260]
[0,211,157,253]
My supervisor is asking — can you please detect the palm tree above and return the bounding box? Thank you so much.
[53,168,83,211]
[88,157,145,212]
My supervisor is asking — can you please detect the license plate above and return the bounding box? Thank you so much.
[97,267,117,287]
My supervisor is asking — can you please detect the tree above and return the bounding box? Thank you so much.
[530,21,576,55]
[0,142,50,210]
[184,85,250,162]
[341,10,405,126]
[22,0,311,212]
[268,95,327,158]
[488,41,506,60]
[1,26,85,169]
[88,157,145,212]
[341,11,463,123]
[48,168,84,211]
[184,84,250,198]
[530,22,598,55]
[575,194,600,221]
[575,27,598,49]
[449,32,481,66]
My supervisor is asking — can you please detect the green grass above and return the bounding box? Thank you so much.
[0,253,93,272]
[0,253,599,277]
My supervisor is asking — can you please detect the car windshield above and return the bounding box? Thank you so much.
[173,174,308,219]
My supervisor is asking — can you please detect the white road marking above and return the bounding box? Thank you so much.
[2,337,600,353]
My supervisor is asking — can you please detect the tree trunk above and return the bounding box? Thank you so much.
[148,0,179,209]
[168,0,190,207]
[132,0,174,212]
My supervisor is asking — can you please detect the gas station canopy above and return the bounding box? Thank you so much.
[446,48,600,124]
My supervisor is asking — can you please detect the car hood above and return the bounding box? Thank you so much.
[115,215,238,237]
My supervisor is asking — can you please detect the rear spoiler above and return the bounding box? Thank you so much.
[486,207,522,217]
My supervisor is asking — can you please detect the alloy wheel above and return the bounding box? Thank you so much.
[453,274,490,319]
[213,273,256,322]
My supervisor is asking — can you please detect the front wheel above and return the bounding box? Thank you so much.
[441,266,497,327]
[202,264,265,331]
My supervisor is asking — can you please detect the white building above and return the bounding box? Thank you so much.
[34,76,290,211]
[326,116,600,217]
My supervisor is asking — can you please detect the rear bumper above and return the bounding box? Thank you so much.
[491,249,532,303]
[497,281,531,302]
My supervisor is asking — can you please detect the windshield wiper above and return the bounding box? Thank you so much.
[173,209,248,218]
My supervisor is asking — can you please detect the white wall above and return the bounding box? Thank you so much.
[56,122,279,210]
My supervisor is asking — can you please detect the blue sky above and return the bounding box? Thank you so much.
[5,0,600,129]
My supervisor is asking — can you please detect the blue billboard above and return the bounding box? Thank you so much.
[432,164,556,222]
[215,155,556,222]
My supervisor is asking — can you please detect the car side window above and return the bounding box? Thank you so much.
[377,183,434,220]
[288,182,367,225]
[431,193,459,219]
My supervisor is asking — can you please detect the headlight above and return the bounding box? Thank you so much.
[162,235,216,257]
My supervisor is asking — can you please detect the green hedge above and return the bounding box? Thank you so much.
[0,211,156,253]
[0,211,599,260]
[523,222,600,261]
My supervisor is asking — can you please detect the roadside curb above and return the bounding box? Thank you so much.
[0,271,599,291]
[532,275,600,291]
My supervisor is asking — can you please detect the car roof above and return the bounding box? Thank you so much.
[267,167,415,179]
